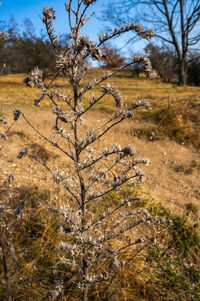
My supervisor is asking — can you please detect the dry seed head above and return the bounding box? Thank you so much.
[123,145,136,156]
[131,99,152,110]
[82,0,97,5]
[13,108,22,121]
[0,132,8,140]
[17,147,28,159]
[102,83,123,107]
[43,6,56,20]
[132,55,157,78]
[0,116,8,124]
[0,30,9,40]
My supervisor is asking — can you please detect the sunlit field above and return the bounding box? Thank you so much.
[1,69,200,107]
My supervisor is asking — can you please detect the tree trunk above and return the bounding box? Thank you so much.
[178,61,187,86]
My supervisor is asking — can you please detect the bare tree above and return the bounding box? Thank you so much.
[103,0,200,86]
[145,43,177,82]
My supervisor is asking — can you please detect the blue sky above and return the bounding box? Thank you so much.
[0,1,103,40]
[0,0,147,63]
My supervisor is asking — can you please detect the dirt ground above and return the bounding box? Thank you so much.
[1,108,199,217]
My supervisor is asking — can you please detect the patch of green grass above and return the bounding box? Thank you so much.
[171,215,200,257]
[185,160,200,174]
[174,160,200,175]
[133,97,200,149]
[186,203,199,214]
[146,214,200,300]
[116,187,200,300]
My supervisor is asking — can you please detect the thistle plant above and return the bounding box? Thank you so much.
[19,1,163,300]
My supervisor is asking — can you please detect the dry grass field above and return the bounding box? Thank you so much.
[0,70,200,300]
[1,70,200,214]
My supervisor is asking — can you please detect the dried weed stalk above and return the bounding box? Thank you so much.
[17,1,166,300]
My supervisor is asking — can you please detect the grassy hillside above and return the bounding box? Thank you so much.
[1,70,200,148]
[0,70,200,300]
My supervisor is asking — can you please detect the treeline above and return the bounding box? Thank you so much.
[1,17,200,86]
[0,18,69,75]
[100,43,200,86]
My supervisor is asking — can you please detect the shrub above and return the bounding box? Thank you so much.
[100,43,125,69]
[187,58,200,86]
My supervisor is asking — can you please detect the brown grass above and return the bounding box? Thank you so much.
[1,70,199,147]
[0,70,200,215]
